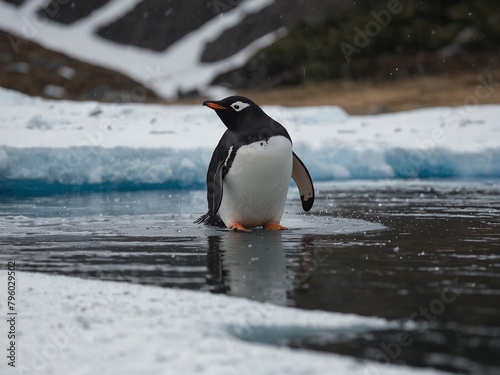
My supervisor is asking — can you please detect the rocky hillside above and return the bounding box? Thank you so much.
[0,0,344,100]
[214,0,500,89]
[0,0,498,101]
[0,28,159,101]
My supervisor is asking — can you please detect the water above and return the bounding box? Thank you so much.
[1,180,499,374]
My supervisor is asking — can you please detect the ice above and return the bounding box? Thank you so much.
[0,183,386,240]
[0,211,385,242]
[0,270,445,375]
[1,87,500,196]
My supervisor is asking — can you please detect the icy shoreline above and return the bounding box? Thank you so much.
[1,88,500,195]
[0,270,446,375]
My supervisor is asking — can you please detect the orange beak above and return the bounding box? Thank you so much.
[203,101,227,110]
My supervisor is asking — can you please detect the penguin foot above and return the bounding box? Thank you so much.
[263,223,289,231]
[230,223,252,233]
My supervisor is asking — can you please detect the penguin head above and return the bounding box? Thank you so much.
[203,96,265,132]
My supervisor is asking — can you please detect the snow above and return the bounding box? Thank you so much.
[0,0,280,98]
[1,88,499,196]
[0,270,446,375]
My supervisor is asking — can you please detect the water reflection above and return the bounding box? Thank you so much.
[207,231,304,305]
[3,181,499,374]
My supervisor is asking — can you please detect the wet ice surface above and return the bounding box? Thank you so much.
[1,179,500,374]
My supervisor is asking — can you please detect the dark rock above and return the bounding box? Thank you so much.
[1,0,25,6]
[201,0,342,63]
[37,0,111,24]
[96,0,223,52]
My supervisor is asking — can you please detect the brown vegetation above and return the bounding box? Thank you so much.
[172,69,500,115]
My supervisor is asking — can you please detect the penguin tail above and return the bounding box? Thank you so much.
[194,212,226,228]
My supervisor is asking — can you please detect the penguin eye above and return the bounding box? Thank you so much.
[231,101,250,112]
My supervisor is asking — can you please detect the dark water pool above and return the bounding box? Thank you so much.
[1,180,499,373]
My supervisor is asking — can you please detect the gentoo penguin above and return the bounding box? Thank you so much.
[195,96,314,232]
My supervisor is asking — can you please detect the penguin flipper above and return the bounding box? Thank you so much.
[211,161,224,214]
[292,152,314,212]
[194,212,226,227]
[194,161,226,228]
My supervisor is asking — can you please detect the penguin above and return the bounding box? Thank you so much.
[195,96,314,232]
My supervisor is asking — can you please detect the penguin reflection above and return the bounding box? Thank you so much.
[206,231,290,305]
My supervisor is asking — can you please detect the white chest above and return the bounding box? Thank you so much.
[218,136,293,228]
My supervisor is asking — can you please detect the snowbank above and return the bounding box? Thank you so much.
[0,271,445,375]
[1,88,499,195]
